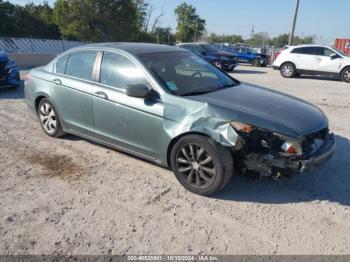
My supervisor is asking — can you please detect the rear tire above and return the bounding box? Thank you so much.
[280,62,296,78]
[252,58,260,67]
[37,98,66,138]
[170,135,233,196]
[341,67,350,83]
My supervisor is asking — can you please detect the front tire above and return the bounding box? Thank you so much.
[280,62,296,78]
[341,67,350,83]
[37,98,66,138]
[212,60,223,71]
[170,135,233,196]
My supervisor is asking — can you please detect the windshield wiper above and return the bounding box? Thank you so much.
[181,83,236,96]
[181,90,215,96]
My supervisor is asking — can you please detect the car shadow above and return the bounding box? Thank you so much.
[233,69,267,75]
[298,75,342,82]
[213,134,350,206]
[0,81,24,99]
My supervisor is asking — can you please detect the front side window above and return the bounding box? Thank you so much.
[65,51,97,81]
[140,51,239,96]
[55,54,69,74]
[317,47,336,57]
[200,44,218,53]
[188,45,204,55]
[100,52,148,89]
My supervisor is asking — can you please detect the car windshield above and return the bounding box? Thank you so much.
[140,51,239,96]
[200,44,218,53]
[246,48,257,54]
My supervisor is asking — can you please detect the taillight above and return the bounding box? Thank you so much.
[23,72,30,86]
[274,51,281,59]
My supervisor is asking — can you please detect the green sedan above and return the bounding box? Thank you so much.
[25,43,335,196]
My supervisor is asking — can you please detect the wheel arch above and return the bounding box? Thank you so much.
[280,61,296,69]
[166,131,212,168]
[34,93,50,112]
[340,65,350,77]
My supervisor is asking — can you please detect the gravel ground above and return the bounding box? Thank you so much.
[0,66,349,255]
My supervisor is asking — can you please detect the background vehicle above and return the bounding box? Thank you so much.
[25,43,335,196]
[177,43,237,71]
[0,50,20,89]
[214,44,269,67]
[273,45,350,83]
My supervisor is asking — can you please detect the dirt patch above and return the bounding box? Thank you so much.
[26,152,85,180]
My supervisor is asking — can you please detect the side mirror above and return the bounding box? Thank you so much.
[126,84,149,98]
[330,53,339,60]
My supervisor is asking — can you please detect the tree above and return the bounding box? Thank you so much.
[153,27,175,44]
[53,0,141,42]
[174,3,206,42]
[0,1,60,39]
[207,33,243,44]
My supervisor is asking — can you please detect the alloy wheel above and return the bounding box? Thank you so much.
[39,102,57,135]
[344,69,350,82]
[214,61,222,70]
[282,64,294,77]
[175,143,216,189]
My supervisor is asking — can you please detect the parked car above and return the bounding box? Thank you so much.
[214,44,269,67]
[273,45,350,83]
[177,43,237,71]
[0,50,20,89]
[25,43,335,196]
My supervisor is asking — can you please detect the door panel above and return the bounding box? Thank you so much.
[92,51,164,159]
[51,51,98,136]
[314,48,343,73]
[52,77,94,136]
[92,85,163,159]
[315,56,342,73]
[293,54,317,70]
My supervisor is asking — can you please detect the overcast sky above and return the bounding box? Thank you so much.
[11,0,350,44]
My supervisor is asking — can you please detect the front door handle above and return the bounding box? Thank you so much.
[94,91,108,100]
[52,78,62,85]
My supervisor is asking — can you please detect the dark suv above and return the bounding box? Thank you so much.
[177,43,237,71]
[0,50,20,88]
[214,44,268,67]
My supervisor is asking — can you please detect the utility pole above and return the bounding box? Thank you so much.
[289,0,300,46]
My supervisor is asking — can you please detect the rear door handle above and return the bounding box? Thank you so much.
[94,91,108,100]
[52,78,62,85]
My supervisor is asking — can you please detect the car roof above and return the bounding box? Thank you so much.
[70,42,185,55]
[177,42,209,46]
[289,44,331,49]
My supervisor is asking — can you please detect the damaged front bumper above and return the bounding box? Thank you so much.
[239,131,336,178]
[293,133,336,172]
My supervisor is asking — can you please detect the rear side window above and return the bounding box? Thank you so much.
[100,52,148,89]
[65,51,97,81]
[291,47,315,55]
[55,54,69,74]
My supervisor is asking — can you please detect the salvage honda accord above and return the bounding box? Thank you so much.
[24,43,336,196]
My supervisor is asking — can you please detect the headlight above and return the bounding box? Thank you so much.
[220,56,230,61]
[230,121,255,133]
[275,133,303,156]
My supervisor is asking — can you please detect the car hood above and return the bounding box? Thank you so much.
[188,83,328,138]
